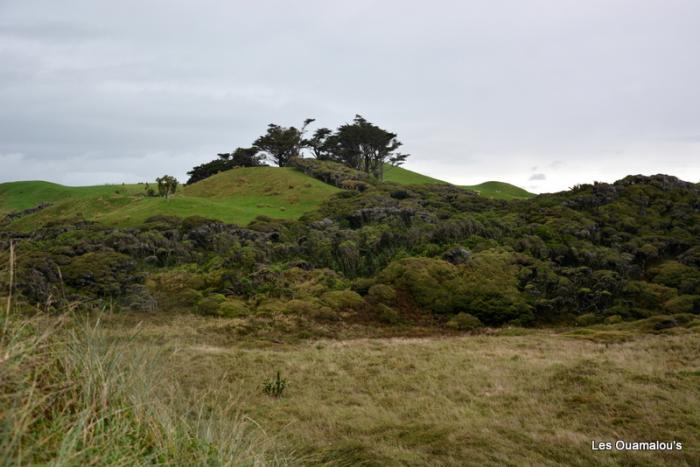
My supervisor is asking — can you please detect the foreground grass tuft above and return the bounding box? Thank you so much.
[0,311,291,465]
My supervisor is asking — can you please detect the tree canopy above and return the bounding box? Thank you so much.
[187,115,408,183]
[155,175,178,199]
[324,115,405,179]
[253,119,314,167]
[186,147,265,184]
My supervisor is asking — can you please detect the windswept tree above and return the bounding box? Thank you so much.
[305,127,334,160]
[156,175,178,200]
[388,152,409,167]
[253,118,314,167]
[186,147,264,184]
[325,115,406,180]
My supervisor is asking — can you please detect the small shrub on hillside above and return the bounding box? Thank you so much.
[320,290,365,311]
[217,298,249,318]
[61,251,137,297]
[650,261,700,293]
[262,371,287,398]
[664,295,700,314]
[604,314,623,324]
[446,312,483,331]
[255,299,288,315]
[367,284,396,304]
[284,298,321,315]
[313,306,341,322]
[377,251,532,325]
[376,303,401,324]
[196,294,227,315]
[623,281,677,311]
[350,277,375,295]
[575,313,602,327]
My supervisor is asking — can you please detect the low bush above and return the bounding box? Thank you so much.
[320,290,365,311]
[446,312,483,331]
[367,284,397,304]
[376,303,401,324]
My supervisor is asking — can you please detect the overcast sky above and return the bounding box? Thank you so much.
[1,0,699,192]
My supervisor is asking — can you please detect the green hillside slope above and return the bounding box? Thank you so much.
[382,165,534,200]
[461,181,535,200]
[0,181,143,215]
[382,165,448,185]
[1,167,339,230]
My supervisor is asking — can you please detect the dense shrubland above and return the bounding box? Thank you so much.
[2,161,699,330]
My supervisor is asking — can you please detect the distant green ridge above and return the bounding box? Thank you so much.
[460,181,535,200]
[382,165,534,200]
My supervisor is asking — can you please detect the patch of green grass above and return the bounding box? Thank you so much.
[382,165,534,200]
[461,181,536,200]
[382,165,448,185]
[2,167,339,229]
[0,181,144,215]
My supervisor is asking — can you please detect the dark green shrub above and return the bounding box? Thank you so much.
[446,312,483,331]
[217,298,249,317]
[623,281,677,311]
[196,294,227,316]
[575,313,601,326]
[604,314,623,324]
[367,284,396,304]
[376,251,532,325]
[376,304,400,324]
[320,290,365,311]
[377,257,457,313]
[61,252,136,297]
[313,306,341,322]
[350,277,375,295]
[664,295,700,314]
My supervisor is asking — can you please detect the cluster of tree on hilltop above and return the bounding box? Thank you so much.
[186,116,408,184]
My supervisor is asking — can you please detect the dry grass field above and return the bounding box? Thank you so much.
[92,313,700,466]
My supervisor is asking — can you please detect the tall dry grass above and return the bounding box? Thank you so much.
[102,313,700,466]
[0,248,292,466]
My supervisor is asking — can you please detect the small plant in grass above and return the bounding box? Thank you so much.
[262,370,287,398]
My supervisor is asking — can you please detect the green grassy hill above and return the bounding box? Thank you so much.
[382,165,534,200]
[0,181,144,216]
[1,168,339,230]
[1,166,534,230]
[382,165,448,185]
[461,181,535,200]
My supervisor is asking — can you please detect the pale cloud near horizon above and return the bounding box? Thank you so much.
[1,0,699,192]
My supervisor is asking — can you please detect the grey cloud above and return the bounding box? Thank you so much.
[1,0,700,192]
[529,173,547,181]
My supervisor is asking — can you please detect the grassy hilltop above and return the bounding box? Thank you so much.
[0,167,339,230]
[461,180,536,200]
[383,164,535,200]
[0,164,533,230]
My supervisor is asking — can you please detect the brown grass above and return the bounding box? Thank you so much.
[100,313,700,466]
